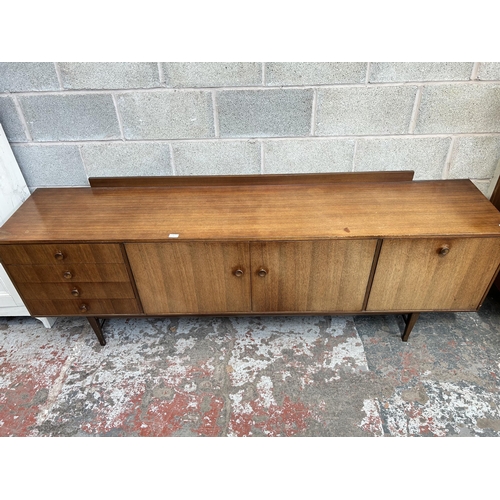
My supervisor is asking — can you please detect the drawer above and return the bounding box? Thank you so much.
[0,244,124,265]
[15,281,136,300]
[24,298,141,316]
[5,264,130,283]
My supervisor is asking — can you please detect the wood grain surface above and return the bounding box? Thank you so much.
[89,170,415,187]
[0,243,124,264]
[489,176,500,291]
[250,240,377,312]
[24,298,140,315]
[490,175,500,210]
[1,180,499,243]
[5,264,130,283]
[126,242,251,314]
[15,281,136,300]
[367,237,500,311]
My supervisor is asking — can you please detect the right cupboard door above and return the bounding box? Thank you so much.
[367,238,500,312]
[250,240,378,312]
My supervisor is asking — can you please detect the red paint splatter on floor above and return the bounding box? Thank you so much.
[400,352,420,384]
[230,396,311,437]
[194,396,224,437]
[407,404,436,436]
[360,400,384,436]
[134,393,224,437]
[137,393,195,436]
[0,354,67,437]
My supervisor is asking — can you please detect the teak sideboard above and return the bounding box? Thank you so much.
[0,171,499,346]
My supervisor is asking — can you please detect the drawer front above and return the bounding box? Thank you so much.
[15,281,136,300]
[1,241,142,315]
[0,244,124,265]
[24,299,140,316]
[6,264,130,283]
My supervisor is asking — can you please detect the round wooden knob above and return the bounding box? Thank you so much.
[79,303,88,312]
[258,268,268,277]
[234,269,244,277]
[63,271,72,279]
[54,251,64,261]
[71,288,80,297]
[438,245,450,256]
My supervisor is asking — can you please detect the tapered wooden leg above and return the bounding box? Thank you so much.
[87,317,106,346]
[401,313,420,342]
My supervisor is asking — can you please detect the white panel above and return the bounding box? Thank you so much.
[0,292,17,308]
[0,124,54,327]
[0,124,30,226]
[0,304,30,316]
[0,264,24,306]
[0,274,7,293]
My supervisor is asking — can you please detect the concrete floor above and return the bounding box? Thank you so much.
[1,290,500,437]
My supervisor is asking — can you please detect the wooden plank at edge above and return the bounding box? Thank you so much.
[490,175,500,210]
[489,176,500,292]
[89,171,415,188]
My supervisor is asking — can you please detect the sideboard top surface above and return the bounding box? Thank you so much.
[1,179,500,243]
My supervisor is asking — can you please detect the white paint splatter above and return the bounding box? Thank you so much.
[175,337,196,354]
[184,382,197,393]
[359,399,384,436]
[257,376,275,409]
[227,316,364,387]
[323,337,368,372]
[373,380,500,437]
[229,390,253,415]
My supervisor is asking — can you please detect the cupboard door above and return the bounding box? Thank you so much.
[125,242,251,314]
[250,240,378,312]
[367,238,500,312]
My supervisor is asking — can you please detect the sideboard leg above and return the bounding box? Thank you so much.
[87,317,107,346]
[401,313,420,342]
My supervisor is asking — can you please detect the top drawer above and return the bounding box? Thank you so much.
[0,244,124,265]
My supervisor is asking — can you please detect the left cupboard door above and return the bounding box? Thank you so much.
[125,242,251,314]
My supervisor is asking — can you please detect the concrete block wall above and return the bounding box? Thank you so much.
[1,62,499,196]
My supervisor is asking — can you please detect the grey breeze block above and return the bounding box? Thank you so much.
[12,145,88,188]
[218,89,314,138]
[477,63,500,81]
[415,84,500,134]
[58,62,160,90]
[18,94,121,141]
[265,62,367,86]
[172,141,261,175]
[369,62,474,82]
[316,86,418,136]
[263,139,355,174]
[0,62,60,92]
[353,137,451,180]
[448,137,500,179]
[117,91,214,140]
[0,96,27,142]
[80,143,172,177]
[163,63,262,87]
